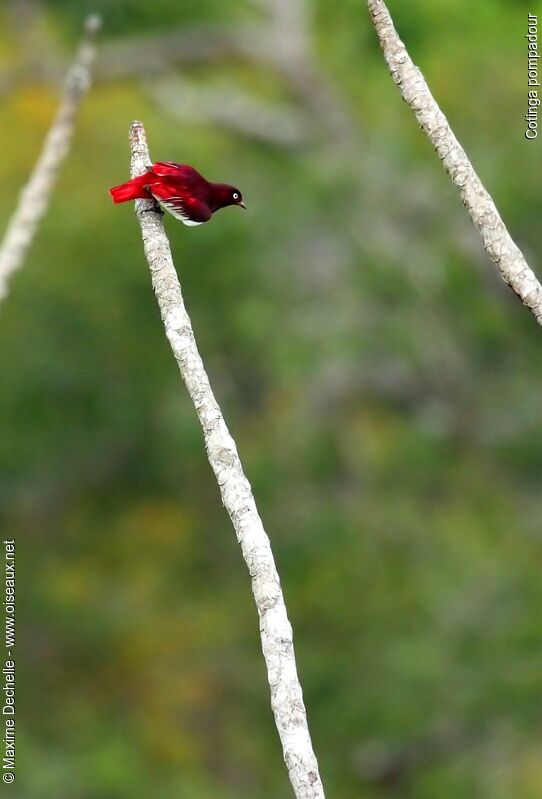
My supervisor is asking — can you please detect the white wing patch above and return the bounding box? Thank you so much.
[152,193,204,227]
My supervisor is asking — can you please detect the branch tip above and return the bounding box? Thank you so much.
[129,121,152,176]
[129,120,146,145]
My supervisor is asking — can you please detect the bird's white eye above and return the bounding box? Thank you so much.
[233,192,239,200]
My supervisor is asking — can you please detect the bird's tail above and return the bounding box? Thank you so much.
[109,173,151,203]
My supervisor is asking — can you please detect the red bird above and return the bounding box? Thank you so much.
[109,162,246,226]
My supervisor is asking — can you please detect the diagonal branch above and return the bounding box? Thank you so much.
[367,0,542,325]
[95,24,248,81]
[0,14,101,301]
[144,74,311,147]
[129,120,325,799]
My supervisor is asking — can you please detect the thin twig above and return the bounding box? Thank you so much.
[0,14,101,301]
[367,0,542,325]
[129,120,325,799]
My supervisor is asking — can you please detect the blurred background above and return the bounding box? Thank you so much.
[1,1,542,797]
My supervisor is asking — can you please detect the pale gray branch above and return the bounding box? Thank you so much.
[367,0,542,325]
[95,10,354,146]
[0,14,101,301]
[145,74,311,147]
[129,120,325,799]
[96,24,250,81]
[250,0,309,62]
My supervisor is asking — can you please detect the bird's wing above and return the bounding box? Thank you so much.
[151,161,185,175]
[151,162,206,182]
[148,180,212,226]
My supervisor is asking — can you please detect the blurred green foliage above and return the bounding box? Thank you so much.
[1,1,542,797]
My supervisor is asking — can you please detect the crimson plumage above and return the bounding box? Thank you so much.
[109,162,245,226]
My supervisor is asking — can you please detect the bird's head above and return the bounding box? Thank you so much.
[211,183,246,212]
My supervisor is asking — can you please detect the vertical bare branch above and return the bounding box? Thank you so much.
[129,120,325,799]
[0,14,101,301]
[367,0,542,325]
[253,0,353,144]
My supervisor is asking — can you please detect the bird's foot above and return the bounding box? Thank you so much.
[139,202,164,217]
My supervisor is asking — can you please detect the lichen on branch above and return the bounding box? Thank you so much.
[129,120,325,799]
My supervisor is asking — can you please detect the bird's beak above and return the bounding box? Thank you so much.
[238,201,247,209]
